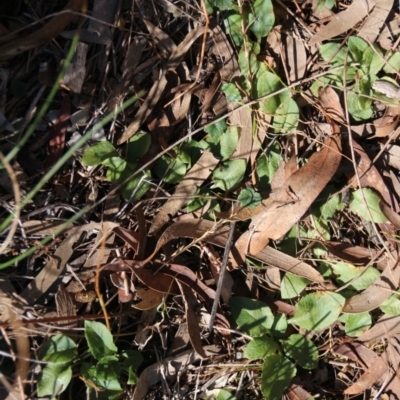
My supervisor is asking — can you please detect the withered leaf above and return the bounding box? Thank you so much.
[235,135,342,256]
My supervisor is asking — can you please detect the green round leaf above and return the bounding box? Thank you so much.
[39,334,78,364]
[261,353,296,400]
[224,13,243,47]
[282,334,318,370]
[220,126,239,160]
[273,97,299,134]
[249,0,275,41]
[330,262,380,291]
[244,334,279,360]
[342,312,372,337]
[383,52,400,74]
[82,141,118,166]
[127,132,151,160]
[217,389,238,400]
[238,188,262,208]
[281,272,310,299]
[222,82,242,103]
[38,363,72,397]
[290,292,345,331]
[84,321,118,360]
[154,155,187,184]
[212,159,246,191]
[380,295,400,316]
[350,188,388,223]
[120,167,151,201]
[103,156,127,181]
[230,296,275,337]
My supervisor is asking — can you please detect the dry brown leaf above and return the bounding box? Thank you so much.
[20,222,101,306]
[143,19,177,58]
[109,260,180,295]
[235,135,342,256]
[321,241,391,271]
[384,142,400,172]
[132,288,164,311]
[61,42,88,94]
[372,106,400,137]
[283,20,307,82]
[150,219,324,283]
[0,0,86,59]
[117,24,205,144]
[149,150,219,235]
[343,258,400,313]
[333,342,378,367]
[333,342,388,395]
[358,0,394,43]
[309,0,376,46]
[160,263,230,329]
[210,21,239,82]
[318,86,346,124]
[177,281,208,358]
[286,383,314,400]
[21,220,68,236]
[380,200,400,229]
[359,314,400,342]
[133,346,220,400]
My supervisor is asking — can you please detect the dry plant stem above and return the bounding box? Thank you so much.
[0,153,20,255]
[95,225,111,331]
[341,54,395,262]
[207,220,236,334]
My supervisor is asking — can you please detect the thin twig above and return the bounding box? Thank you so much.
[207,220,236,334]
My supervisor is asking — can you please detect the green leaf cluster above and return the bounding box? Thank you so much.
[230,296,318,400]
[312,37,400,121]
[81,133,151,201]
[37,321,142,398]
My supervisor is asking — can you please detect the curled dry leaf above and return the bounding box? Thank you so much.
[235,135,342,256]
[177,281,207,358]
[149,150,219,235]
[0,0,86,59]
[308,0,376,46]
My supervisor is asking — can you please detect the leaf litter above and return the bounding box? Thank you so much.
[2,0,400,399]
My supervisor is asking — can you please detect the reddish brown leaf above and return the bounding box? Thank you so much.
[177,281,207,358]
[235,135,342,256]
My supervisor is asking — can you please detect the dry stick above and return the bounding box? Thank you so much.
[207,220,236,335]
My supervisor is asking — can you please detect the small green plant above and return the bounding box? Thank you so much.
[81,132,151,201]
[311,37,400,121]
[37,321,142,399]
[230,297,318,400]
